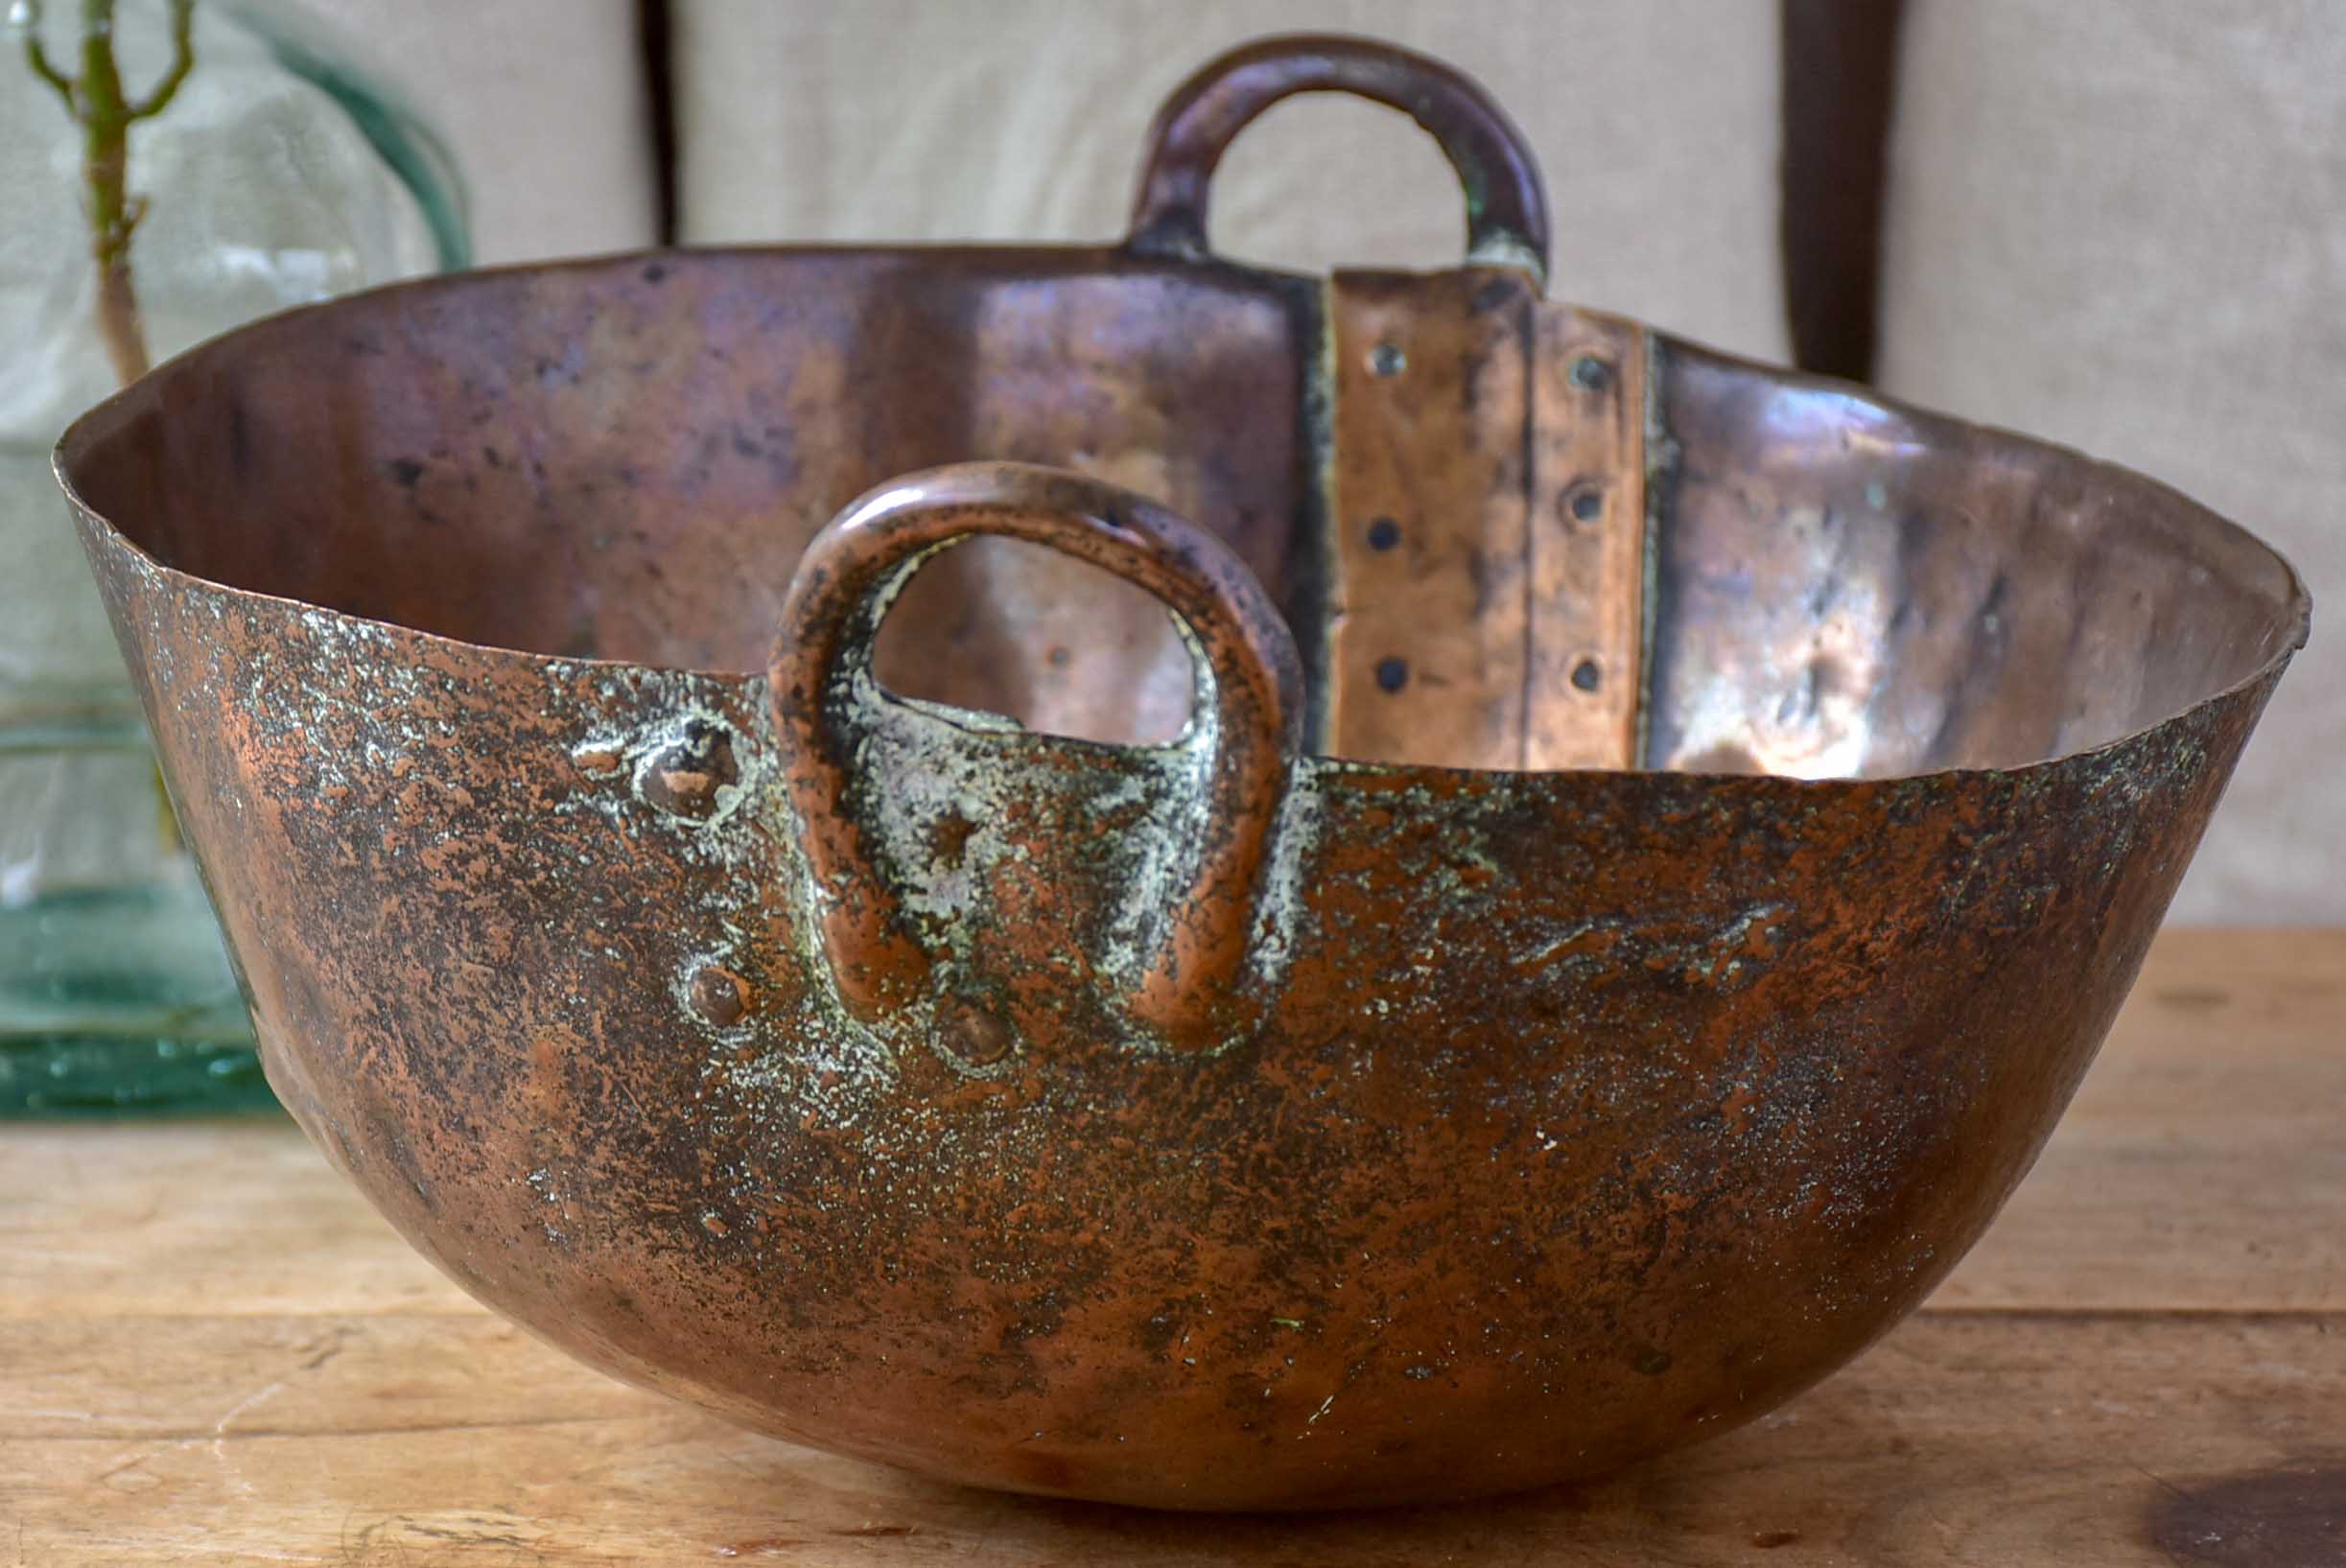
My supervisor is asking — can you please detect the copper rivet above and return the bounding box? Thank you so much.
[640,719,739,820]
[688,964,749,1026]
[1569,355,1609,391]
[1370,342,1406,377]
[940,998,1012,1066]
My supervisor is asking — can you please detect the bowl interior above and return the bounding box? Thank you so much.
[59,249,2305,777]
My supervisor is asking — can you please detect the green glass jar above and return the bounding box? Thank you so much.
[1,0,466,1112]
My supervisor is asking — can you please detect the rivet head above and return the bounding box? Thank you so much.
[1375,657,1410,693]
[1571,658,1604,693]
[938,997,1013,1067]
[640,718,739,820]
[1568,355,1610,391]
[1369,341,1407,377]
[1366,516,1401,551]
[688,964,750,1027]
[1568,485,1606,523]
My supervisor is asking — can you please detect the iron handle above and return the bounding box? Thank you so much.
[770,461,1303,1051]
[1126,32,1552,284]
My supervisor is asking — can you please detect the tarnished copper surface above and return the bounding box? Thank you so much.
[1326,268,1542,765]
[1642,340,2306,776]
[774,463,1304,1054]
[1128,33,1550,281]
[1529,304,1648,768]
[1323,270,1650,768]
[57,34,2307,1512]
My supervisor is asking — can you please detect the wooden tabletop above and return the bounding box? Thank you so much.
[4,927,2341,1566]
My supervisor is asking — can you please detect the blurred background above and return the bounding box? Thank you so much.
[353,0,2337,922]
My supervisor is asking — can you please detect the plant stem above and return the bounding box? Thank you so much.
[20,0,198,853]
[70,0,193,383]
[82,15,148,380]
[20,24,76,103]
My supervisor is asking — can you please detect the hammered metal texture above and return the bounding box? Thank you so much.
[54,33,2307,1513]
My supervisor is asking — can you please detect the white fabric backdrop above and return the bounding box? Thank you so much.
[313,0,659,264]
[1879,0,2344,921]
[672,0,1789,360]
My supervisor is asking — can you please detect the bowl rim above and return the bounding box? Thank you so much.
[53,244,2312,794]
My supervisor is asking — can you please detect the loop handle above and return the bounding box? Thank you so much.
[1127,33,1551,283]
[770,462,1302,1050]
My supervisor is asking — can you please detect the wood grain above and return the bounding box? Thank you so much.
[0,1123,469,1322]
[1936,926,2346,1315]
[3,928,2341,1566]
[3,1314,2337,1566]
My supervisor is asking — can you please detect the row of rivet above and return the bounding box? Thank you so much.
[1359,340,1616,705]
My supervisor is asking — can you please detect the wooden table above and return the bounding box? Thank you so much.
[5,928,2341,1566]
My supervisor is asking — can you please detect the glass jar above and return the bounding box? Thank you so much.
[1,0,466,1111]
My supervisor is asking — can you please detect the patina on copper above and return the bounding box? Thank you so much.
[56,35,2307,1511]
[773,462,1304,1054]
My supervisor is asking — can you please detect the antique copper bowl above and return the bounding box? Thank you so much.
[56,36,2306,1510]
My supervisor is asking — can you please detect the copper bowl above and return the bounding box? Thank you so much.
[56,35,2306,1510]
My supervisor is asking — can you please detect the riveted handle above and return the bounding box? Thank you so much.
[771,462,1303,1049]
[1127,33,1551,284]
